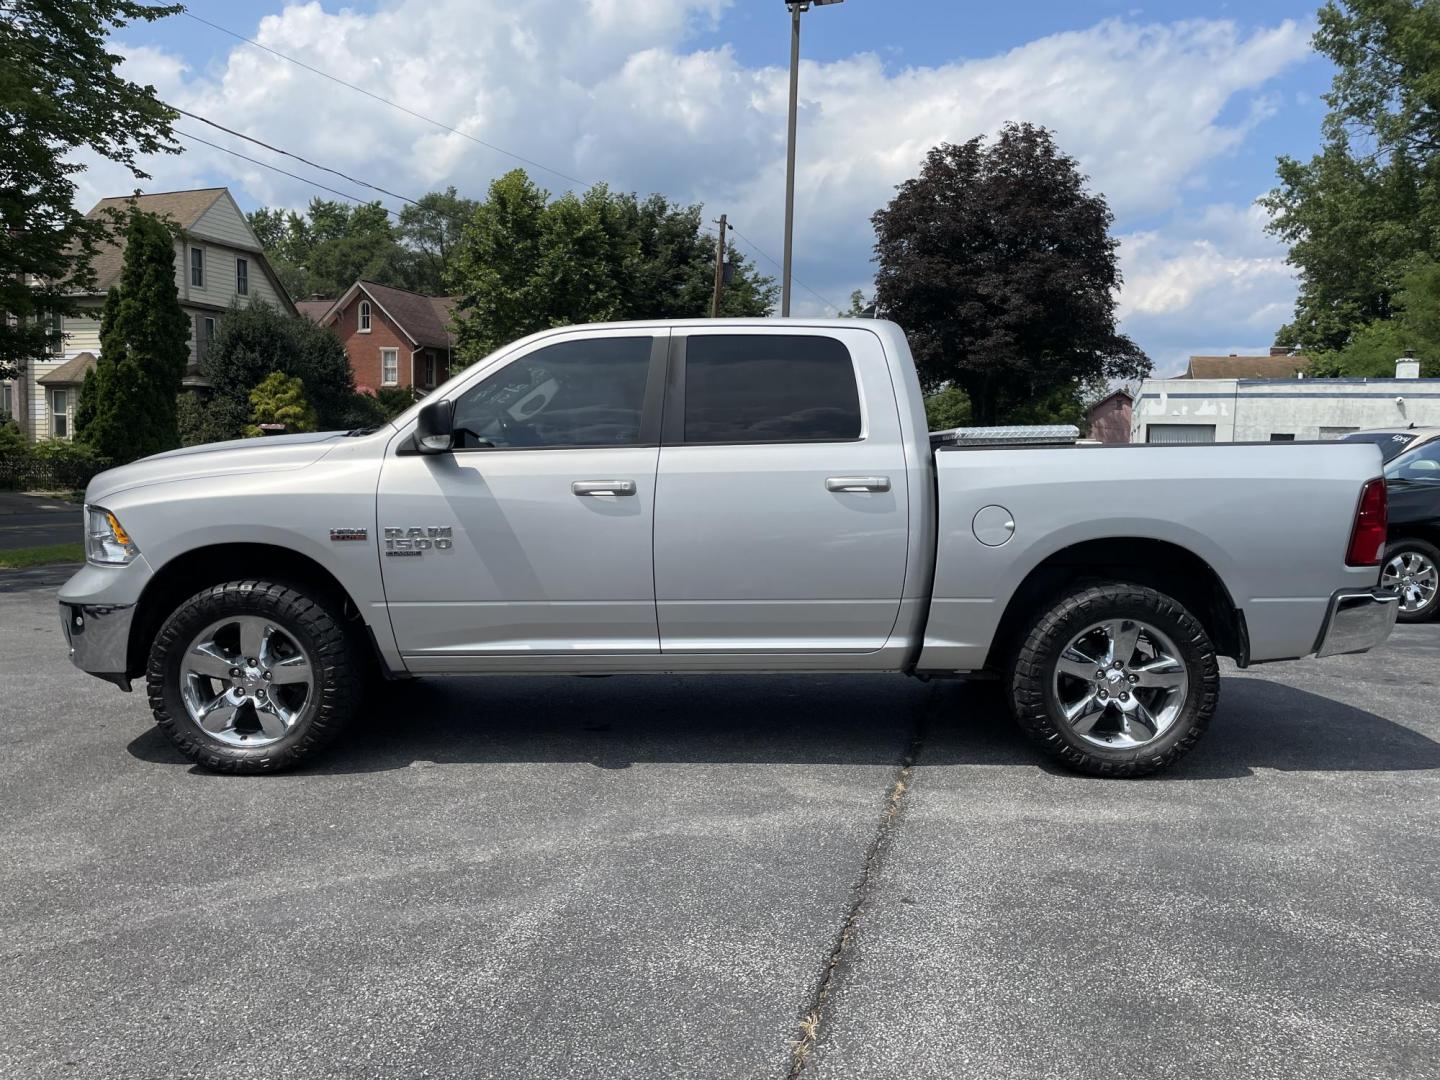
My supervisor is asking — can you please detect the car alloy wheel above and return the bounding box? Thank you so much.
[1050,617,1190,750]
[1381,550,1439,616]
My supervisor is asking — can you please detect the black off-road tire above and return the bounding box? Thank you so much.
[1007,582,1220,778]
[1383,538,1440,624]
[146,580,360,773]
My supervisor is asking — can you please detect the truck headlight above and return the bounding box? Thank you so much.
[86,507,139,565]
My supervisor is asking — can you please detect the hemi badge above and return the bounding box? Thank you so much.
[329,528,368,542]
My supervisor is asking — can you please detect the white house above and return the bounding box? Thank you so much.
[1132,357,1440,443]
[3,188,295,443]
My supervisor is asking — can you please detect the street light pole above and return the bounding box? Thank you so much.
[781,2,802,317]
[780,0,842,318]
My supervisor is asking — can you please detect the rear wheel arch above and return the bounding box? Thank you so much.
[983,537,1246,672]
[127,544,378,680]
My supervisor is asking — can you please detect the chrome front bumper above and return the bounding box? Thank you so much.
[60,601,136,690]
[1314,588,1399,658]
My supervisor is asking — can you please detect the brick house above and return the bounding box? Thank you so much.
[306,281,457,394]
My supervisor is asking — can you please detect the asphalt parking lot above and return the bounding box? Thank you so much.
[2,568,1438,1080]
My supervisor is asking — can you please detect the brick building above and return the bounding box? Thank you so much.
[306,281,457,394]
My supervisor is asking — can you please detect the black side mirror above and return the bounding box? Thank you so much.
[414,398,454,454]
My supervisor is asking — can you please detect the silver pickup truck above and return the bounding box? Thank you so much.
[59,319,1398,776]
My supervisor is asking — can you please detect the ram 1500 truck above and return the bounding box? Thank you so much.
[59,320,1399,776]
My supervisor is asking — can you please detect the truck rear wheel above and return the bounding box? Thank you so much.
[1007,582,1219,777]
[145,580,360,773]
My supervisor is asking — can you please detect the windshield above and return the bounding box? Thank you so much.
[1385,439,1440,482]
[1342,430,1417,462]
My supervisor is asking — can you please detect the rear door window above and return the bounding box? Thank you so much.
[681,335,861,444]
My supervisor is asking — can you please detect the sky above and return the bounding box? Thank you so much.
[80,0,1338,377]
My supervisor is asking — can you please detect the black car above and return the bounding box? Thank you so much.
[1382,438,1440,622]
[1341,426,1440,463]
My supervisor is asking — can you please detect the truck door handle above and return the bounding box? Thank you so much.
[572,480,637,497]
[826,476,891,493]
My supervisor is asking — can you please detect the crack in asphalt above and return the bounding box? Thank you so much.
[786,704,930,1078]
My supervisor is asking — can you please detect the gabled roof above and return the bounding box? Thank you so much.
[37,352,97,385]
[1181,354,1307,380]
[83,189,229,293]
[295,299,335,324]
[1088,388,1134,409]
[326,280,458,349]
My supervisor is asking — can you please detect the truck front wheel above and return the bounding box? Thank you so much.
[1007,582,1220,777]
[145,580,361,773]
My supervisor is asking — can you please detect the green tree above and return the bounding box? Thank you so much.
[247,199,409,299]
[1263,0,1440,351]
[84,210,190,464]
[1308,255,1440,375]
[449,171,776,363]
[0,0,180,383]
[246,372,317,437]
[872,124,1149,425]
[838,290,874,317]
[398,187,479,294]
[923,386,971,430]
[74,365,99,439]
[197,302,361,441]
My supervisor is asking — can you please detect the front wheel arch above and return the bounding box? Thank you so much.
[127,543,376,682]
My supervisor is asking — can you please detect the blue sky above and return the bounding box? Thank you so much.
[89,0,1337,376]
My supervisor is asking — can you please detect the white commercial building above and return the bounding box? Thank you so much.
[1133,357,1440,443]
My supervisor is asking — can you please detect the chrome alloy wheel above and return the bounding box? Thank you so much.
[1381,551,1439,615]
[1051,618,1189,749]
[180,616,314,747]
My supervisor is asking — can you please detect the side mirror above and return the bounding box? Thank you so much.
[414,398,454,454]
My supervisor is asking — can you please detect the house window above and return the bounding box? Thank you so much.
[236,257,249,296]
[359,301,372,333]
[381,348,399,386]
[196,315,216,361]
[423,354,435,387]
[50,311,64,354]
[51,389,69,440]
[1269,433,1296,442]
[1,381,12,421]
[190,247,205,288]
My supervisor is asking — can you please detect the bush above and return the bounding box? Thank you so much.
[0,437,109,491]
[0,420,26,459]
[177,392,249,447]
[246,372,317,437]
[374,386,417,419]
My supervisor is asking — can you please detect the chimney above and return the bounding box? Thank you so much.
[1396,355,1421,379]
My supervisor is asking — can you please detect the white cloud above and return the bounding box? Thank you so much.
[72,3,1313,357]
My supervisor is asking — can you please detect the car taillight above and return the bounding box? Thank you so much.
[1345,478,1387,567]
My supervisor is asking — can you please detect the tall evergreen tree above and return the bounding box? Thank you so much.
[85,210,190,463]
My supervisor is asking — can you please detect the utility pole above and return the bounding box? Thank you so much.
[781,3,801,317]
[710,214,728,318]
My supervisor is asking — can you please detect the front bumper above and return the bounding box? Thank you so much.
[57,557,153,691]
[1314,587,1399,658]
[60,601,137,690]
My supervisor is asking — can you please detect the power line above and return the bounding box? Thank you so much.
[171,8,843,310]
[174,130,392,215]
[172,107,422,209]
[175,9,592,189]
[728,224,840,312]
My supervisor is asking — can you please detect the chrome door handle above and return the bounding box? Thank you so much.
[826,476,891,493]
[572,480,637,497]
